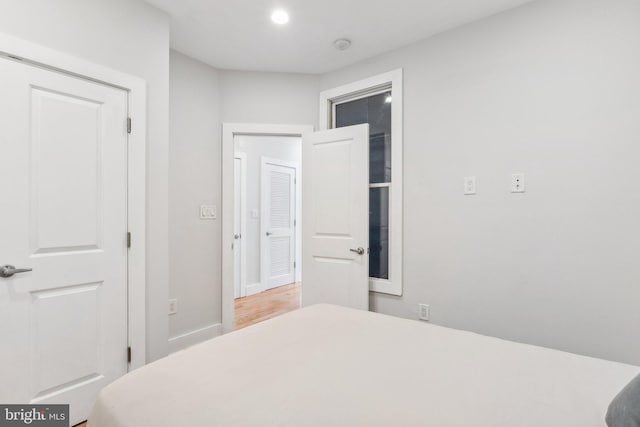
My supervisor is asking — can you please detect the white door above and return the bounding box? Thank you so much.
[261,159,297,290]
[233,154,245,298]
[0,57,129,425]
[302,124,370,310]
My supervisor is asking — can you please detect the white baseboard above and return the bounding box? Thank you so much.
[244,282,265,297]
[168,323,222,354]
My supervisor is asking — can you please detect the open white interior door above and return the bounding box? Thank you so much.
[302,124,369,310]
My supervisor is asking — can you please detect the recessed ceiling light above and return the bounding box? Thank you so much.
[271,9,289,25]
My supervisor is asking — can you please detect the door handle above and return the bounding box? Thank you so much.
[266,232,273,236]
[0,265,33,278]
[350,247,365,256]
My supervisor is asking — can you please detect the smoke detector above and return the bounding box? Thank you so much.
[333,38,352,51]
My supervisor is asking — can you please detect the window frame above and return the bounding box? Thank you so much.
[319,69,403,296]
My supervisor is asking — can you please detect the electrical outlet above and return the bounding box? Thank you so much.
[511,173,525,193]
[464,176,476,195]
[419,304,430,321]
[168,299,178,315]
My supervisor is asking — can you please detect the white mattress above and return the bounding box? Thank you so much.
[89,304,639,427]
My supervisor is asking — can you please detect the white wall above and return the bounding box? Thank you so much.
[0,0,171,362]
[168,50,222,351]
[235,135,302,288]
[218,70,317,290]
[219,70,319,126]
[321,0,640,365]
[16,0,636,366]
[168,58,318,349]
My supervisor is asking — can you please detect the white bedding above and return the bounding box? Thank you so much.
[89,304,639,427]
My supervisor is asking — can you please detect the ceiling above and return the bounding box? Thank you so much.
[144,0,535,74]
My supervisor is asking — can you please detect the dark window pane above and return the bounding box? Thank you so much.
[335,92,392,183]
[369,187,389,280]
[335,97,368,128]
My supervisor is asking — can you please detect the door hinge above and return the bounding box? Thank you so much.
[127,232,131,248]
[294,261,296,269]
[294,219,296,226]
[127,117,132,134]
[127,346,132,363]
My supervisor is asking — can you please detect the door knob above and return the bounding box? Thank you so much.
[266,232,273,236]
[234,234,241,240]
[350,247,365,256]
[0,265,33,278]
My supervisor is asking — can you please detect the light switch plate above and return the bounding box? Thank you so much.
[251,209,259,219]
[200,205,217,220]
[464,176,477,195]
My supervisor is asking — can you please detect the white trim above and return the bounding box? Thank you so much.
[233,152,247,298]
[0,32,147,368]
[244,282,266,297]
[369,183,391,189]
[319,69,404,296]
[222,124,314,333]
[167,323,222,354]
[260,157,299,292]
[261,157,300,169]
[333,86,392,106]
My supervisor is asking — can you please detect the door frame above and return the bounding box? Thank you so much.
[222,123,313,333]
[260,157,299,293]
[0,33,147,369]
[233,152,247,298]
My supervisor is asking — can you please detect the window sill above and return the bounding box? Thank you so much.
[369,278,402,296]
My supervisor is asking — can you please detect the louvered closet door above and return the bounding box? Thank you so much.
[261,160,296,291]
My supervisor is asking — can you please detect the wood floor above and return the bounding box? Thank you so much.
[234,282,301,329]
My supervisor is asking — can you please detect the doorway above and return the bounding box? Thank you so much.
[232,134,302,328]
[222,124,313,332]
[222,123,373,331]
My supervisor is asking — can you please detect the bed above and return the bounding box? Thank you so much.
[89,304,639,427]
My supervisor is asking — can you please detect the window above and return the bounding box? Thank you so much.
[320,70,403,296]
